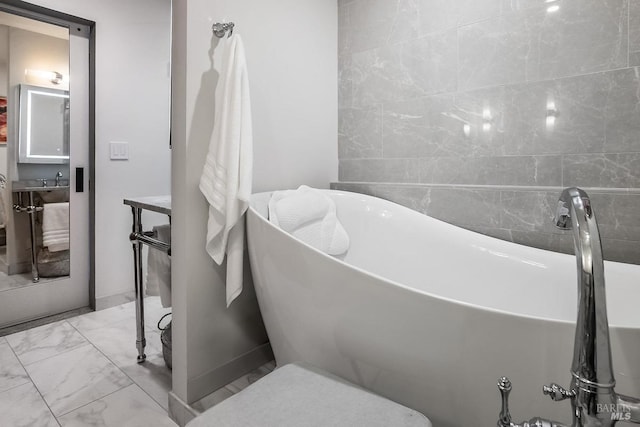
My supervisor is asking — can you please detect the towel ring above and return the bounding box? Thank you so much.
[212,22,234,38]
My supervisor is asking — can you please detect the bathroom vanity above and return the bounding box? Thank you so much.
[123,195,171,363]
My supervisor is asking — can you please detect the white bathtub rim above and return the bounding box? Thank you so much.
[248,189,635,329]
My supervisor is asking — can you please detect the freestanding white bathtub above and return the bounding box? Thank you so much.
[246,190,640,427]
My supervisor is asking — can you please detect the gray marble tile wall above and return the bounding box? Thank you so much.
[337,0,640,264]
[631,1,640,65]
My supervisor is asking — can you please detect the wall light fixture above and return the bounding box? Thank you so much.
[24,69,67,85]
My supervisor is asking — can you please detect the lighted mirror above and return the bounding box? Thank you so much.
[18,83,69,164]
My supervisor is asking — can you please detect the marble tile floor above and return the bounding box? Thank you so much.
[0,296,176,427]
[0,296,278,427]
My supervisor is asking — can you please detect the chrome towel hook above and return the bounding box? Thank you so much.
[212,22,234,38]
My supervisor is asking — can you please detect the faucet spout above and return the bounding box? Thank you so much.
[554,188,615,397]
[498,188,640,426]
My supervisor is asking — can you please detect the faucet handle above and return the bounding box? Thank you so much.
[542,383,574,402]
[498,377,513,427]
[498,378,571,427]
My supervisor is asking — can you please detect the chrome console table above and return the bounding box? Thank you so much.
[123,195,171,363]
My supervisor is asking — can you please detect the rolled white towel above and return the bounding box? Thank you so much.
[269,186,349,256]
[146,224,171,308]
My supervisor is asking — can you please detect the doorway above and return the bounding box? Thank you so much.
[0,1,94,328]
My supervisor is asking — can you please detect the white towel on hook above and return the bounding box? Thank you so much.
[199,33,253,308]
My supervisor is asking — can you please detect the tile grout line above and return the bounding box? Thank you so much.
[0,377,32,396]
[54,383,135,419]
[0,306,93,338]
[0,299,174,425]
[5,333,61,427]
[7,322,93,369]
[346,62,639,112]
[68,315,171,412]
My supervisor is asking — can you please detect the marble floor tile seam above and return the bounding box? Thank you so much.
[7,326,92,368]
[0,308,92,338]
[52,379,132,419]
[0,300,173,426]
[45,346,134,415]
[98,356,168,412]
[25,343,133,418]
[0,376,35,396]
[68,322,170,411]
[119,357,172,411]
[25,342,170,426]
[3,343,63,427]
[0,381,61,427]
[2,338,38,396]
[58,383,178,427]
[67,300,169,337]
[15,352,153,426]
[31,379,62,426]
[0,340,31,390]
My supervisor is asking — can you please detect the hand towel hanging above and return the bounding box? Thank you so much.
[199,34,253,307]
[146,224,172,308]
[42,202,69,252]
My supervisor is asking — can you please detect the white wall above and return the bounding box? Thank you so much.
[26,0,172,301]
[171,0,337,409]
[181,0,338,193]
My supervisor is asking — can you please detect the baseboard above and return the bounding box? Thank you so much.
[8,261,30,275]
[168,342,274,426]
[188,342,274,403]
[168,392,199,427]
[95,290,135,310]
[0,306,92,337]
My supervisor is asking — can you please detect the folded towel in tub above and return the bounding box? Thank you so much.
[268,186,349,256]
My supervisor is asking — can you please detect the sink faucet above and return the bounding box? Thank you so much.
[55,171,62,187]
[497,187,640,426]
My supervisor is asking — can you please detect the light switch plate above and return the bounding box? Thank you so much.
[110,141,129,160]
